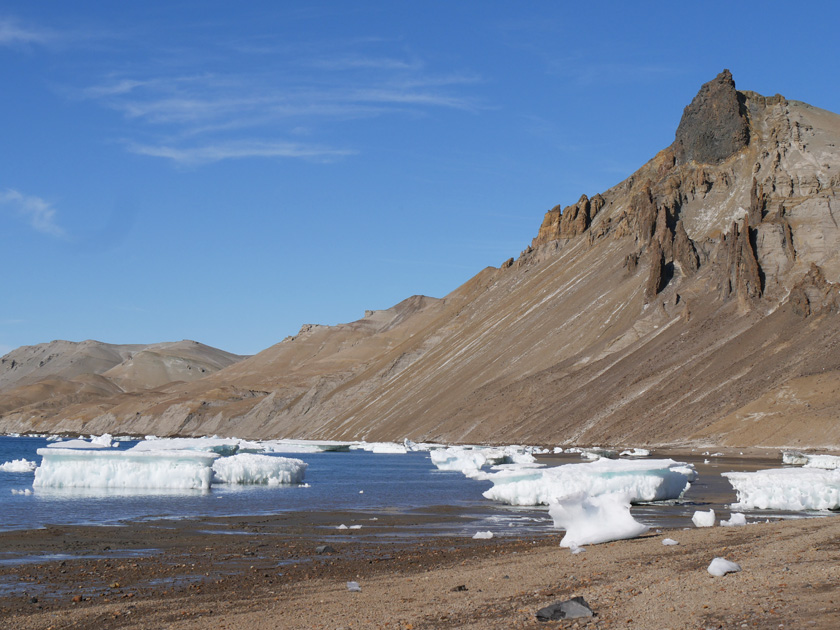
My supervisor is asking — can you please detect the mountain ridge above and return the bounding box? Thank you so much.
[2,70,840,448]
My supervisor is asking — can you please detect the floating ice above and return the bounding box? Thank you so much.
[692,509,715,527]
[130,437,242,456]
[549,492,649,547]
[707,558,741,576]
[354,442,408,454]
[580,447,618,460]
[723,468,840,510]
[482,459,696,506]
[0,458,37,472]
[211,454,307,485]
[46,439,111,450]
[620,448,651,458]
[662,538,679,546]
[782,450,840,470]
[34,448,219,489]
[89,433,115,448]
[472,531,494,539]
[720,513,747,527]
[11,488,32,495]
[337,524,348,530]
[430,445,536,474]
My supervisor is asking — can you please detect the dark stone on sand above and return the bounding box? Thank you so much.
[451,584,468,592]
[315,545,336,554]
[536,596,595,621]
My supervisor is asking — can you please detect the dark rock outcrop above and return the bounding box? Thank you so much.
[673,69,750,165]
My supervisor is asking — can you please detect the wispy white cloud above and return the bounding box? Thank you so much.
[0,17,54,47]
[0,189,66,238]
[128,140,355,165]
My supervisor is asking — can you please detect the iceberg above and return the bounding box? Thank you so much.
[481,458,696,506]
[549,492,649,547]
[129,437,242,456]
[0,458,37,473]
[723,468,840,511]
[211,454,307,485]
[46,439,111,450]
[353,442,408,454]
[430,445,536,474]
[34,448,219,489]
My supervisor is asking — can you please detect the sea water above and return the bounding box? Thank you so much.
[0,436,830,534]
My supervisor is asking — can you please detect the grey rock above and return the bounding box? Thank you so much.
[536,596,595,621]
[315,545,336,554]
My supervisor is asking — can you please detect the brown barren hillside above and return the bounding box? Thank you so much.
[2,70,840,448]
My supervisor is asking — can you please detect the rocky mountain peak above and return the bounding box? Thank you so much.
[673,69,750,165]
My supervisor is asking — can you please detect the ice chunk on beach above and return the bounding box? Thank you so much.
[549,492,649,547]
[662,538,679,546]
[723,468,840,510]
[708,558,741,576]
[130,437,242,456]
[211,454,307,485]
[482,458,696,506]
[692,509,715,527]
[472,531,494,539]
[720,513,747,527]
[34,448,219,489]
[0,458,37,472]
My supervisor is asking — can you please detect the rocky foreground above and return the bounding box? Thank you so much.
[1,513,838,629]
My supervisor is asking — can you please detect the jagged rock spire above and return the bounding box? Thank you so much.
[673,69,750,165]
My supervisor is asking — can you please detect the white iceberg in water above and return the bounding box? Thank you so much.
[430,445,536,474]
[129,437,243,456]
[211,454,307,485]
[723,468,840,510]
[0,458,37,473]
[549,492,649,547]
[482,458,696,506]
[34,448,219,489]
[46,439,111,450]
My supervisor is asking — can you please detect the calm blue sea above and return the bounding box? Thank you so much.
[0,436,546,533]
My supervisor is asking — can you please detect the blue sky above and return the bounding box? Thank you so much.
[1,2,838,356]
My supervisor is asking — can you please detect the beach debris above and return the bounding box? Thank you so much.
[315,545,335,554]
[549,492,649,547]
[707,557,741,576]
[451,584,468,592]
[691,509,715,527]
[536,596,595,621]
[569,543,586,554]
[720,512,747,527]
[662,538,679,546]
[346,581,362,592]
[472,531,493,539]
[723,468,840,510]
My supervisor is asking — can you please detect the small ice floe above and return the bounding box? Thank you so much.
[482,458,696,506]
[353,441,408,454]
[11,488,32,495]
[580,447,618,460]
[549,492,649,547]
[430,445,536,475]
[720,513,747,527]
[662,538,680,546]
[211,454,307,485]
[349,525,362,530]
[130,437,242,456]
[707,558,741,577]
[46,439,111,450]
[472,531,494,540]
[568,543,586,554]
[337,524,348,530]
[0,458,37,473]
[89,434,115,448]
[723,468,840,510]
[782,450,840,470]
[691,509,716,528]
[782,450,810,466]
[346,581,361,592]
[619,448,650,458]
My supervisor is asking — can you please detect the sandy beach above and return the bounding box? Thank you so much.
[1,510,839,630]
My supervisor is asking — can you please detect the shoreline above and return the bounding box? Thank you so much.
[2,511,839,629]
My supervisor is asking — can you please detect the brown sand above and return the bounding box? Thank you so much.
[1,512,839,629]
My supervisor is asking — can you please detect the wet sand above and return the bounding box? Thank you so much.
[2,509,840,629]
